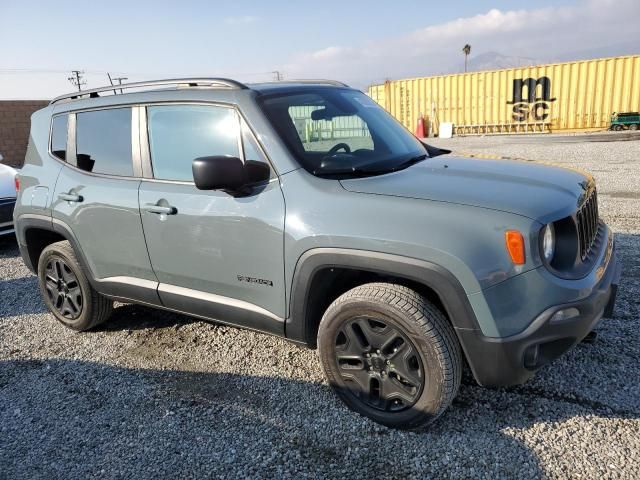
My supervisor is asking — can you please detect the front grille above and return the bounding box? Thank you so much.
[575,188,599,260]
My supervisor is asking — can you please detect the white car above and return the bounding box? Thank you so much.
[0,154,18,236]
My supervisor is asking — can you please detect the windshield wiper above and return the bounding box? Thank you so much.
[390,154,428,171]
[315,154,428,177]
[359,154,428,174]
[314,166,378,177]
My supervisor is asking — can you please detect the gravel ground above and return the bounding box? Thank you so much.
[1,135,639,479]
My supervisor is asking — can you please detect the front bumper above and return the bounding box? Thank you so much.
[0,198,16,235]
[459,243,621,387]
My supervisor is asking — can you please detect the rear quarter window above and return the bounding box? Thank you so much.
[50,115,68,161]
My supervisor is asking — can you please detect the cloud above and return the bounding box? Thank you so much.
[223,15,259,25]
[280,0,640,88]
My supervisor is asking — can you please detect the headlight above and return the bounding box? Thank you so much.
[541,224,555,261]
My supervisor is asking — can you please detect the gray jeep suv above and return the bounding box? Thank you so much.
[14,78,621,429]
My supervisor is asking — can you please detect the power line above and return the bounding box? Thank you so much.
[0,67,280,79]
[1,66,285,95]
[0,67,130,76]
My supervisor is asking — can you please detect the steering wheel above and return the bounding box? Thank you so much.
[327,143,351,155]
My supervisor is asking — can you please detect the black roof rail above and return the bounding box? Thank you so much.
[281,79,350,87]
[49,78,249,105]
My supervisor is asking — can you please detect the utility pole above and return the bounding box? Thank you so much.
[272,71,283,82]
[68,70,86,91]
[112,76,128,94]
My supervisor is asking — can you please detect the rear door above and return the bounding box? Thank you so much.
[138,103,286,334]
[52,106,159,303]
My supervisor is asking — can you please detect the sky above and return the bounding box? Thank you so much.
[0,0,638,99]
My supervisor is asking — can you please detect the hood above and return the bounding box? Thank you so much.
[340,155,592,222]
[0,163,17,199]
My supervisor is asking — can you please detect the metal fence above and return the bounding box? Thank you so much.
[288,106,371,142]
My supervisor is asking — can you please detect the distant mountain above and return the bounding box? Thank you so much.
[469,51,542,70]
[552,41,639,63]
[459,52,541,73]
[449,44,639,75]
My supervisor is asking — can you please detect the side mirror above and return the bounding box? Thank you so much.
[244,160,271,184]
[192,156,247,192]
[192,156,271,193]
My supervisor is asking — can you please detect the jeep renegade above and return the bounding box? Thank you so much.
[14,78,621,429]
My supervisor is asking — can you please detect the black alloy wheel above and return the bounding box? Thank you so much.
[37,240,113,331]
[318,282,462,430]
[43,256,83,320]
[334,317,424,412]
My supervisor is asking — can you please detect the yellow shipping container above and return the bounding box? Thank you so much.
[368,55,640,135]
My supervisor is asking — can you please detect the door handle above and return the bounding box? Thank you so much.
[58,192,83,203]
[144,204,177,215]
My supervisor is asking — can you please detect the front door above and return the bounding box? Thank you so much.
[138,104,286,334]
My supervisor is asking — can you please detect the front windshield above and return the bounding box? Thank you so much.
[259,89,426,176]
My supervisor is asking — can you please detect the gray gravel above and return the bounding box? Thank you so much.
[1,135,639,479]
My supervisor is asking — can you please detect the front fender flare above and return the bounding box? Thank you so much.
[286,248,480,345]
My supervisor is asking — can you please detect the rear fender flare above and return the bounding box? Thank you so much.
[16,213,97,284]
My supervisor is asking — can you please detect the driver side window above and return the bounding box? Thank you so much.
[288,106,374,152]
[147,105,240,182]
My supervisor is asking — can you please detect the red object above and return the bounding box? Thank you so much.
[415,115,426,138]
[14,175,20,193]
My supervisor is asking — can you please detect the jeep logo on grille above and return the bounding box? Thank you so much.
[507,76,556,122]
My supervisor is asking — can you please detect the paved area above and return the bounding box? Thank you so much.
[1,135,639,479]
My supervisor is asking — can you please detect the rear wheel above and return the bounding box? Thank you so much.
[37,241,113,331]
[630,123,639,131]
[317,282,461,430]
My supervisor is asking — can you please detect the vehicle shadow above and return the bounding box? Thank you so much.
[96,303,202,333]
[0,357,544,479]
[1,354,638,479]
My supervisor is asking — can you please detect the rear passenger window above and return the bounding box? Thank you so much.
[50,115,68,160]
[147,105,240,182]
[75,108,133,176]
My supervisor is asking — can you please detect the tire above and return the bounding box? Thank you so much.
[612,124,623,131]
[630,124,639,131]
[317,282,462,430]
[37,241,113,331]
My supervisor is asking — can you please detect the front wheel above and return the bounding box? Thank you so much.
[37,241,113,331]
[317,283,462,430]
